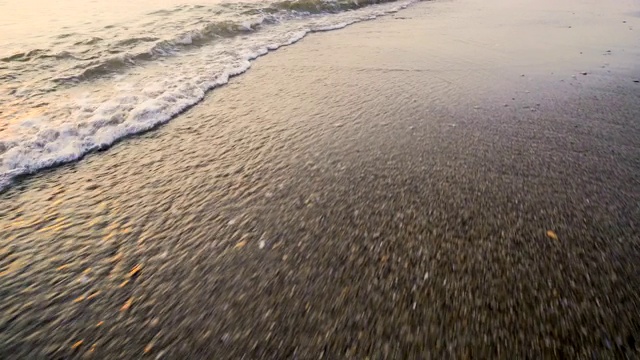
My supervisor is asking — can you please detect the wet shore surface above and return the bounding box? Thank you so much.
[2,0,640,358]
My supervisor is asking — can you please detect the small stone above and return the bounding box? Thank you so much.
[221,333,231,343]
[71,340,84,350]
[234,240,247,249]
[258,240,266,249]
[546,230,559,240]
[581,72,588,75]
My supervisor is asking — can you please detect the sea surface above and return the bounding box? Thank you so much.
[0,0,414,191]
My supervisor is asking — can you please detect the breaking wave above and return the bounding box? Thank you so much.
[0,0,418,191]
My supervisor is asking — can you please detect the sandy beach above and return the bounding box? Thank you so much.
[1,0,639,357]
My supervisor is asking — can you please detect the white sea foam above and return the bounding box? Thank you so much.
[0,0,417,191]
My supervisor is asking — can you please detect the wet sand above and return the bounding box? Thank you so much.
[1,0,640,358]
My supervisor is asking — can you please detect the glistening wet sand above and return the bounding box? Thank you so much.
[1,0,640,358]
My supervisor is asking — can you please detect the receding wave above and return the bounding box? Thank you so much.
[271,0,399,13]
[115,37,160,47]
[51,18,270,84]
[74,37,103,46]
[1,49,46,62]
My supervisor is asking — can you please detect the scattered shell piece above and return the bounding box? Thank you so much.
[128,264,142,278]
[546,230,559,240]
[121,298,133,311]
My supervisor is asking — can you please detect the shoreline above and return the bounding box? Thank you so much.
[0,0,418,193]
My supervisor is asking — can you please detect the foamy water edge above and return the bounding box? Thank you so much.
[0,0,417,192]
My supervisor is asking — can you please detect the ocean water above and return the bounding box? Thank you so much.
[0,0,415,191]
